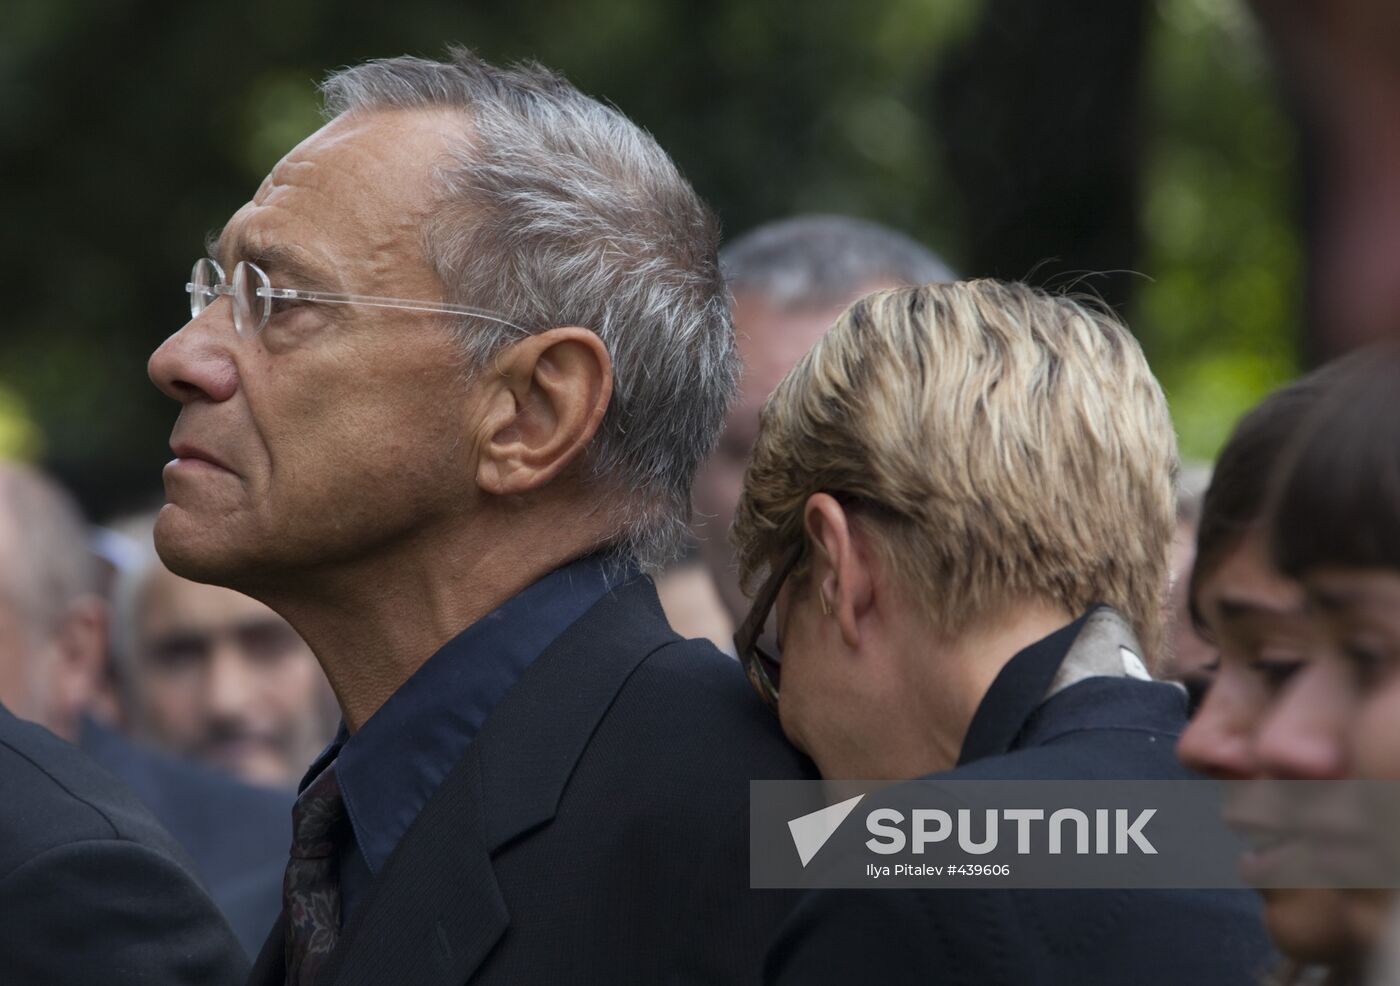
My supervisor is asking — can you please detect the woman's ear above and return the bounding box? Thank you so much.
[475,327,612,495]
[803,493,874,649]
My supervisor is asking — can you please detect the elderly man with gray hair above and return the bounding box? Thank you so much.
[663,215,954,644]
[147,47,811,986]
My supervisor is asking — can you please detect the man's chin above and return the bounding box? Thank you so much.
[153,503,256,587]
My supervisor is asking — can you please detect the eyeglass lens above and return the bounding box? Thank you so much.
[231,261,270,337]
[188,258,224,320]
[187,259,272,337]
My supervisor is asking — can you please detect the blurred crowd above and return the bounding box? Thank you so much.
[8,205,1400,984]
[0,467,337,951]
[2,6,1400,984]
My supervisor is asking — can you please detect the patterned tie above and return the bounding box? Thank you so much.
[283,763,347,986]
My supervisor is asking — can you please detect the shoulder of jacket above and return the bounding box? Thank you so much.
[0,715,176,868]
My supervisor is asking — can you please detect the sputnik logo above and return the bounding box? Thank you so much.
[788,795,866,867]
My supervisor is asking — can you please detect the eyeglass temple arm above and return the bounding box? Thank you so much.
[734,542,803,654]
[262,287,525,331]
[184,282,237,295]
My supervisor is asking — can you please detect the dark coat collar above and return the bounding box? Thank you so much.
[956,606,1176,766]
[248,575,679,986]
[956,611,1094,766]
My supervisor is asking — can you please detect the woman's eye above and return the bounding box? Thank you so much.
[1248,657,1305,690]
[1342,640,1391,688]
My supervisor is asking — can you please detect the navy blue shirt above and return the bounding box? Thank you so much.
[300,554,636,921]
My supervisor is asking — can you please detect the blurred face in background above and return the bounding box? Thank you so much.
[0,596,56,728]
[693,287,889,623]
[0,511,103,743]
[1309,566,1400,948]
[133,566,333,788]
[0,523,52,726]
[1177,529,1358,964]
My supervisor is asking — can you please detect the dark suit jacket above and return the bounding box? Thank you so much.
[766,609,1275,986]
[0,704,248,984]
[248,576,815,986]
[81,717,291,954]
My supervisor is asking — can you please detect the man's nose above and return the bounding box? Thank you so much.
[205,645,259,722]
[148,304,240,404]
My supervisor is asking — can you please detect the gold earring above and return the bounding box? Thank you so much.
[820,592,833,617]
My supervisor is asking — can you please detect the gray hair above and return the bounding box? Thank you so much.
[0,463,96,636]
[321,47,737,572]
[721,214,955,311]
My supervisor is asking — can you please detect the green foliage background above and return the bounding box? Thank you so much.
[1142,0,1300,461]
[0,0,1299,515]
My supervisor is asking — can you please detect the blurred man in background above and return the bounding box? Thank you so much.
[110,513,336,789]
[0,461,249,978]
[0,464,105,741]
[0,463,290,953]
[660,215,953,645]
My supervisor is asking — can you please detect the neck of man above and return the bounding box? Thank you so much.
[264,504,615,734]
[827,597,1078,780]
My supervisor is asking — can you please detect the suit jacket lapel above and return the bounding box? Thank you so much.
[322,576,676,986]
[322,748,507,986]
[473,576,674,851]
[247,912,286,986]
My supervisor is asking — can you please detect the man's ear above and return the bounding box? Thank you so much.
[803,493,874,649]
[475,327,612,496]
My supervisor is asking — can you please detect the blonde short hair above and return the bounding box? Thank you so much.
[732,279,1178,662]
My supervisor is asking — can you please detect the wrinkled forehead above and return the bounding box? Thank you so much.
[260,110,459,202]
[217,108,465,274]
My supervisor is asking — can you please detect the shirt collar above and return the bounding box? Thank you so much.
[303,553,637,875]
